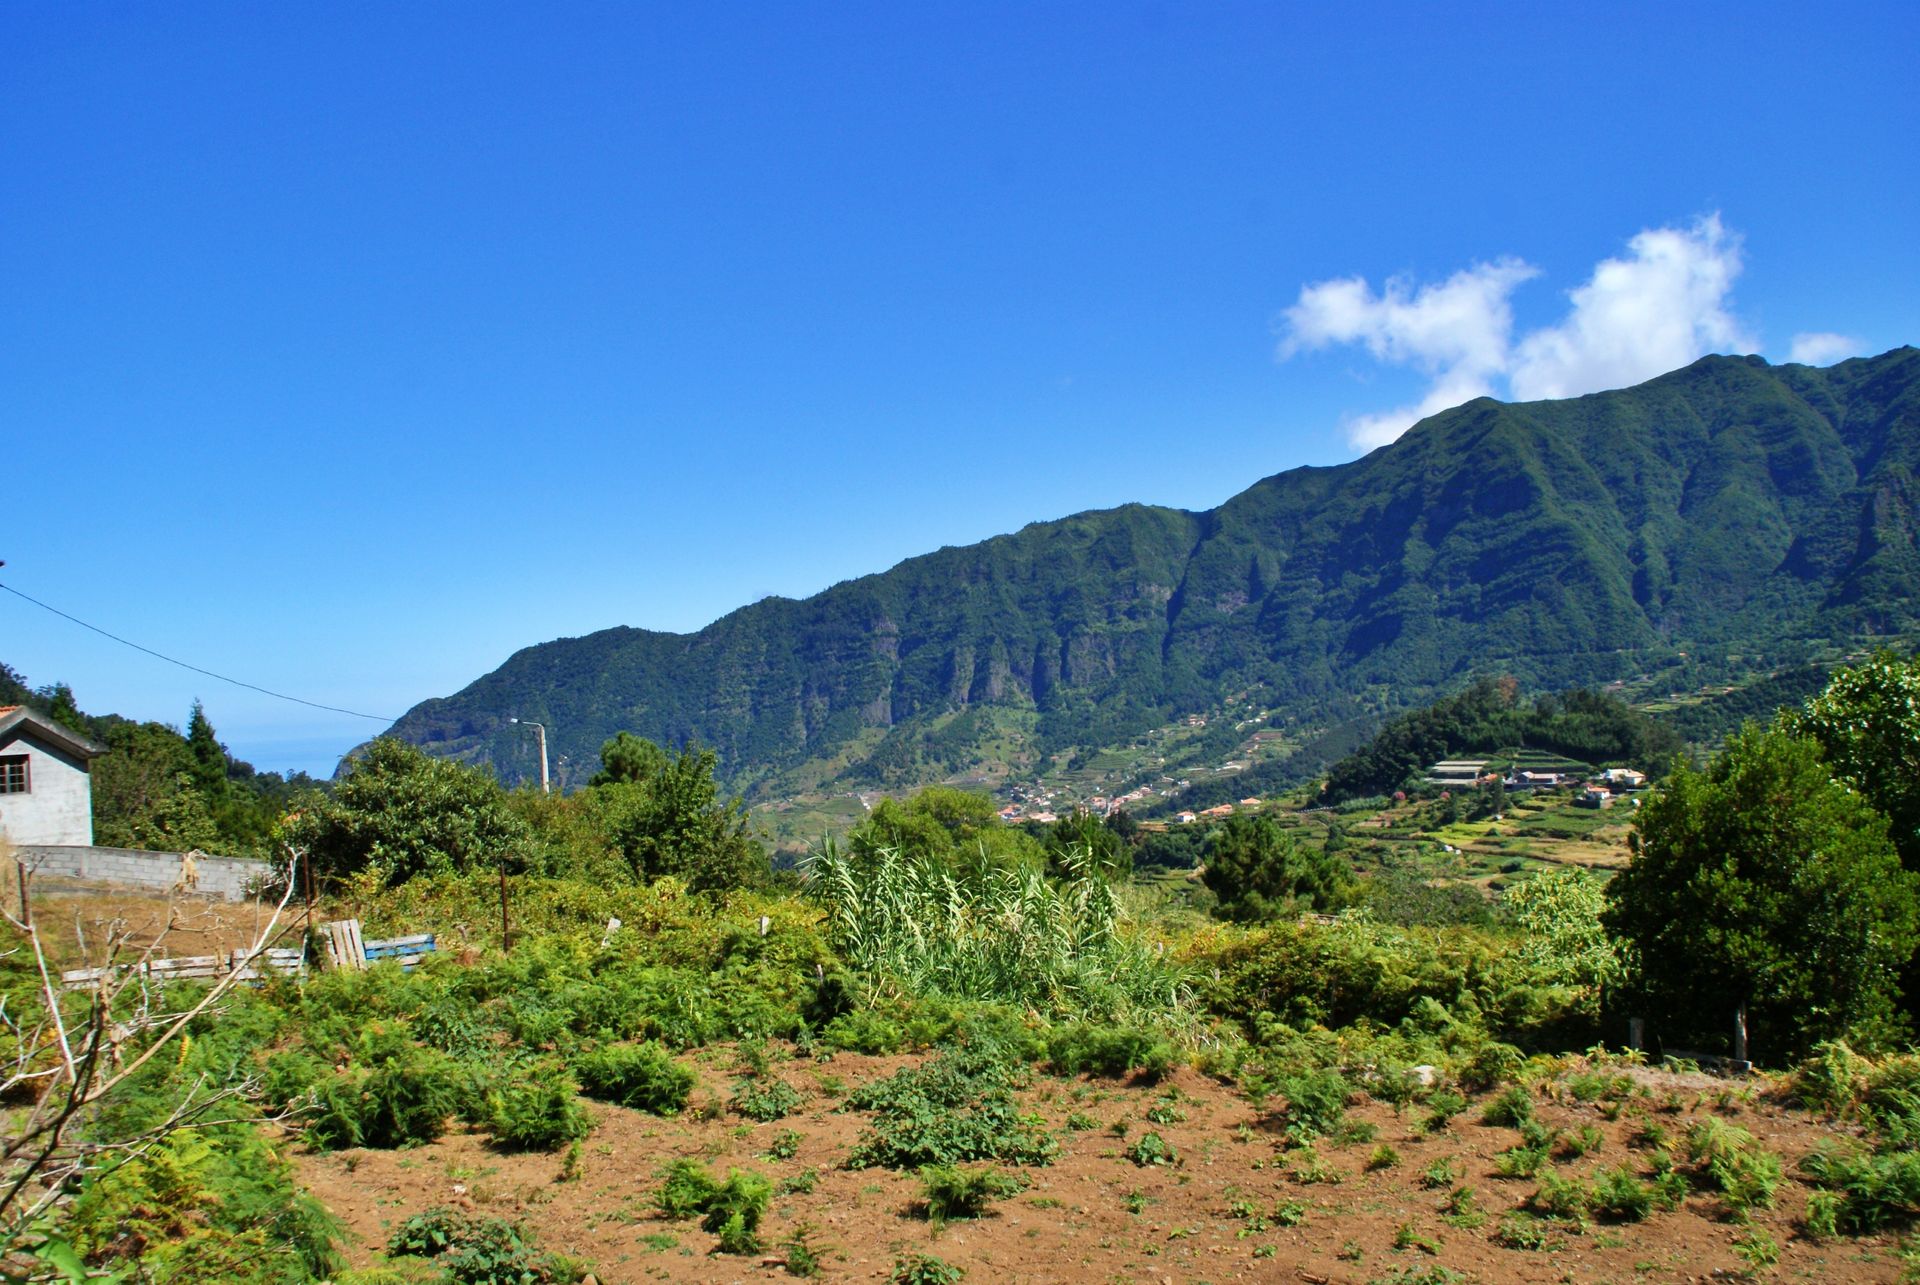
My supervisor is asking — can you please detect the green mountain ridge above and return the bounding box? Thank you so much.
[383,348,1920,798]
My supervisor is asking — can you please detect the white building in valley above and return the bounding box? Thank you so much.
[0,705,105,847]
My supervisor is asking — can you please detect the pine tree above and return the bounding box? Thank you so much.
[185,700,229,802]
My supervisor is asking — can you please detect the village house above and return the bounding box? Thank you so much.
[0,706,106,847]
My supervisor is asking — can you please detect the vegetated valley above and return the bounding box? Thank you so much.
[3,351,1920,1284]
[385,347,1920,855]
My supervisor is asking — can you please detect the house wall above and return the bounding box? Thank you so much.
[11,845,273,902]
[0,731,94,847]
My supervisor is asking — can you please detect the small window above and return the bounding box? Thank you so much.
[0,756,27,795]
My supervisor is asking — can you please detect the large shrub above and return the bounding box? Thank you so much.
[574,1041,696,1114]
[287,738,527,884]
[1605,723,1920,1060]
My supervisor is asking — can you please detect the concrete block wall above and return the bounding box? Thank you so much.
[12,845,274,903]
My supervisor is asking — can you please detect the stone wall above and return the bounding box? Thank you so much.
[11,845,274,903]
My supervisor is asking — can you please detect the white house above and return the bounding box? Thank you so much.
[0,706,105,847]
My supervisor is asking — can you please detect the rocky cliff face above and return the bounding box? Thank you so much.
[382,348,1920,794]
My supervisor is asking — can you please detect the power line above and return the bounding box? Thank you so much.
[0,579,399,722]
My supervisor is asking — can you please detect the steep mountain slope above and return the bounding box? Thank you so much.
[385,348,1920,793]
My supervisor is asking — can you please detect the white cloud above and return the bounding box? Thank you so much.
[1281,258,1536,449]
[1280,215,1764,449]
[1788,331,1864,365]
[1509,215,1752,401]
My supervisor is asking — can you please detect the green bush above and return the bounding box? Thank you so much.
[1558,1124,1605,1158]
[846,1047,1057,1169]
[574,1041,695,1114]
[1125,1131,1177,1167]
[892,1253,965,1285]
[807,839,1193,1026]
[1590,1166,1656,1221]
[1272,1069,1350,1141]
[1422,1089,1468,1132]
[359,1044,462,1149]
[731,1075,804,1122]
[1684,1119,1782,1216]
[1529,1170,1591,1222]
[656,1158,722,1219]
[1459,1042,1524,1092]
[1044,1024,1175,1079]
[1492,1143,1548,1179]
[917,1164,1024,1223]
[1492,1213,1557,1250]
[1801,1146,1920,1231]
[387,1207,572,1284]
[821,1007,910,1054]
[264,1030,460,1152]
[489,1058,593,1151]
[64,1119,343,1284]
[652,1160,772,1253]
[1480,1085,1534,1127]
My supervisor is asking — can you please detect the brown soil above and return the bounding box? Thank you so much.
[294,1048,1904,1284]
[9,882,310,968]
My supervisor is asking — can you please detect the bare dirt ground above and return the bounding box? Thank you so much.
[4,880,309,968]
[295,1047,1906,1285]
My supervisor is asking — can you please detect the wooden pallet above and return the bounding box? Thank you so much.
[227,947,307,982]
[59,946,308,990]
[321,920,436,971]
[364,932,436,970]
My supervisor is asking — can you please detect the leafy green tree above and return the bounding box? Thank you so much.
[89,720,221,852]
[184,700,229,803]
[0,662,31,707]
[847,786,1040,875]
[1505,868,1619,1021]
[1134,825,1204,871]
[1201,815,1349,922]
[585,735,766,892]
[37,682,86,735]
[291,738,526,884]
[1789,651,1920,869]
[1603,723,1920,1059]
[591,731,670,787]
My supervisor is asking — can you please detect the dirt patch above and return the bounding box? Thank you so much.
[12,885,309,968]
[294,1050,1905,1284]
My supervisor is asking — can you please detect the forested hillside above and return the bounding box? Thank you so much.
[385,348,1920,794]
[0,664,319,857]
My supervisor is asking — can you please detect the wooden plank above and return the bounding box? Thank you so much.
[323,919,366,971]
[366,933,435,950]
[230,948,306,978]
[147,957,223,980]
[364,933,436,970]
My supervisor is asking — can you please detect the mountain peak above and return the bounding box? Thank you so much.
[384,350,1919,801]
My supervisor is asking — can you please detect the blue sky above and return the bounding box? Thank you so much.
[4,2,1916,775]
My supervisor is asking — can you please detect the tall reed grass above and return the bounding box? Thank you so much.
[804,839,1192,1027]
